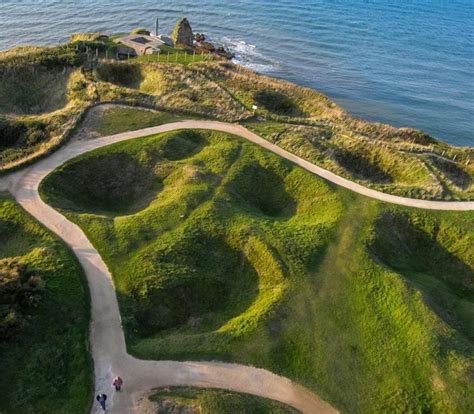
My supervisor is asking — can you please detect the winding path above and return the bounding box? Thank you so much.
[0,120,472,413]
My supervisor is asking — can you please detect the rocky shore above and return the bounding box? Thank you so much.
[171,17,234,59]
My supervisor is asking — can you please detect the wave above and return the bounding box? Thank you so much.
[219,37,278,73]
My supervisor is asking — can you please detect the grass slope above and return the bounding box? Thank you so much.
[0,47,95,169]
[0,66,71,115]
[150,387,298,413]
[0,195,91,413]
[1,44,472,202]
[40,130,473,413]
[90,106,187,137]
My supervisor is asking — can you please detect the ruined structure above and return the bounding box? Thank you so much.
[171,17,194,48]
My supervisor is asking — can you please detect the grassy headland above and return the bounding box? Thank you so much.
[1,41,472,201]
[40,130,473,413]
[0,195,91,413]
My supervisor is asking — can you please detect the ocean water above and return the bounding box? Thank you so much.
[0,1,472,146]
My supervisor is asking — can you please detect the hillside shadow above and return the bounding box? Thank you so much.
[42,151,162,216]
[430,156,472,190]
[368,211,474,342]
[124,233,259,338]
[226,163,297,219]
[0,66,69,115]
[95,62,143,89]
[333,148,393,183]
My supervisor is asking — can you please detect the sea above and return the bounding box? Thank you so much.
[0,0,472,147]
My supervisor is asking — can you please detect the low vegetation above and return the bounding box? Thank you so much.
[136,45,211,65]
[0,195,91,413]
[94,61,248,120]
[244,120,472,200]
[1,42,471,201]
[131,28,151,36]
[88,106,187,137]
[41,130,473,413]
[254,90,304,117]
[0,258,45,339]
[0,46,97,170]
[0,65,72,115]
[427,155,472,190]
[150,387,298,413]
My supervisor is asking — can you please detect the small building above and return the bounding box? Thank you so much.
[116,34,165,56]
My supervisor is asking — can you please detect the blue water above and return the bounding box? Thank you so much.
[0,1,473,146]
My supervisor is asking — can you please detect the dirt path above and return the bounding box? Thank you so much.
[0,121,343,413]
[0,119,472,414]
[1,119,473,210]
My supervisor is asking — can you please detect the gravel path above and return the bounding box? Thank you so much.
[0,121,343,413]
[2,120,472,209]
[0,120,471,414]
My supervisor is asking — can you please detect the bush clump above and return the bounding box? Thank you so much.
[131,28,151,36]
[0,46,84,69]
[0,118,26,149]
[69,32,104,43]
[0,258,44,340]
[0,118,49,150]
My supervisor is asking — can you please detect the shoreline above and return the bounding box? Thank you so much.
[2,38,472,150]
[0,2,471,146]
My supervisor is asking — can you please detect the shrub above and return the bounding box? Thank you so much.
[0,258,44,340]
[0,118,26,149]
[25,126,48,146]
[0,46,84,68]
[69,32,103,43]
[131,28,151,36]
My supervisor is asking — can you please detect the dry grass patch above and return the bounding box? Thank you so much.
[195,61,345,121]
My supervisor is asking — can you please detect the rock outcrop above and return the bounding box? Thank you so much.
[171,17,194,48]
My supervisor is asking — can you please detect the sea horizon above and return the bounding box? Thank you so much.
[0,0,472,147]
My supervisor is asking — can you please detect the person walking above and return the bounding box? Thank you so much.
[96,393,107,411]
[112,376,123,391]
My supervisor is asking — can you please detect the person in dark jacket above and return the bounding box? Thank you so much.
[96,393,107,411]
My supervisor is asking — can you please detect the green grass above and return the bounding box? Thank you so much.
[150,387,298,413]
[1,45,472,203]
[135,45,211,65]
[0,195,91,413]
[93,61,249,122]
[243,120,473,200]
[0,47,96,170]
[0,66,70,115]
[91,107,188,136]
[40,129,473,413]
